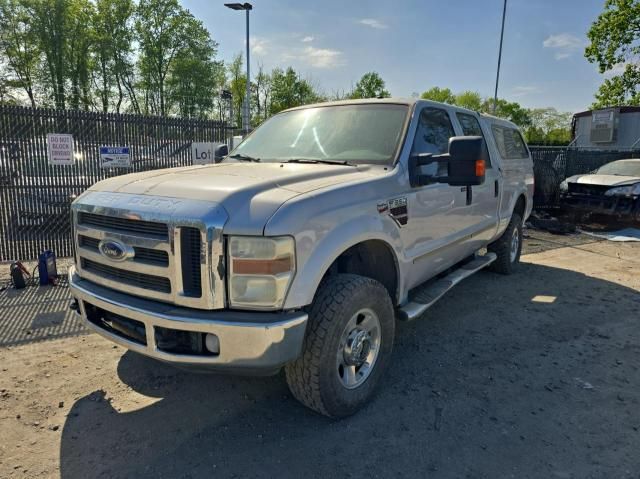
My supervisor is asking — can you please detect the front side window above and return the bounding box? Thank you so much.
[491,125,529,160]
[411,107,455,155]
[457,112,491,167]
[230,104,409,165]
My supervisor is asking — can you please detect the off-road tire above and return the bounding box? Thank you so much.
[488,212,523,274]
[285,274,395,418]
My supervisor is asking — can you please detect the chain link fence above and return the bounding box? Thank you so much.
[0,106,229,261]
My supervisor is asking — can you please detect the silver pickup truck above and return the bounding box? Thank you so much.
[69,98,533,417]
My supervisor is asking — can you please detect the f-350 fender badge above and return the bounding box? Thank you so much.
[379,197,408,227]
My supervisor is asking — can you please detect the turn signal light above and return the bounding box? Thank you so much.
[232,257,292,275]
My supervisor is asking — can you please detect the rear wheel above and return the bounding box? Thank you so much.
[488,212,523,274]
[285,274,395,418]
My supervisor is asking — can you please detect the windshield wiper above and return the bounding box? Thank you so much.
[284,158,355,166]
[228,153,261,162]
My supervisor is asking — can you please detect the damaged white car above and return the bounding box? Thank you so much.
[560,159,640,223]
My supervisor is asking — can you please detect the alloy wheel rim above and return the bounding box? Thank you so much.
[336,308,381,389]
[510,226,520,263]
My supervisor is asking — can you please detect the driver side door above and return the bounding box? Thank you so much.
[401,105,472,289]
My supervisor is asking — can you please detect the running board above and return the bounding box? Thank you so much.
[398,253,497,321]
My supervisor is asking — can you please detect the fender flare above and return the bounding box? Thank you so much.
[283,214,404,309]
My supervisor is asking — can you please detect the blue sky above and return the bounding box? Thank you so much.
[182,0,608,113]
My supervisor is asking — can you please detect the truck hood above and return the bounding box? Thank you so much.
[567,173,640,187]
[87,162,374,235]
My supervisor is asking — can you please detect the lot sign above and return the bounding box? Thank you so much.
[191,142,216,165]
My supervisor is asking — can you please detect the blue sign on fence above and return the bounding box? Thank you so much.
[99,146,131,168]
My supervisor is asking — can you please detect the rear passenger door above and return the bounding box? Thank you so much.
[454,112,500,242]
[488,124,530,226]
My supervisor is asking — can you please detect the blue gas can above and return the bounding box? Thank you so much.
[38,250,57,285]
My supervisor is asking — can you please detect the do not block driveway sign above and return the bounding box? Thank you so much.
[47,133,74,166]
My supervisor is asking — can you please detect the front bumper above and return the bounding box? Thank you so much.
[68,266,308,374]
[560,193,640,220]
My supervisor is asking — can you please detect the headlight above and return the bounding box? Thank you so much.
[227,236,296,310]
[559,180,568,193]
[604,183,640,197]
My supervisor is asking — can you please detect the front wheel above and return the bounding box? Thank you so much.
[285,274,395,418]
[488,212,523,274]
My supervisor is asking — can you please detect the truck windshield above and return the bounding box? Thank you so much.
[230,104,409,165]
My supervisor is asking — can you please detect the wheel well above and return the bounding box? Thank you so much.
[514,194,526,219]
[322,240,399,305]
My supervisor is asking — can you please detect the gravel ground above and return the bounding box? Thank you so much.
[1,237,639,478]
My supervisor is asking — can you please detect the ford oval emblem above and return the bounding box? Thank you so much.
[98,239,134,262]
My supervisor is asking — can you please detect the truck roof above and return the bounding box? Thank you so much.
[281,97,522,131]
[282,97,419,112]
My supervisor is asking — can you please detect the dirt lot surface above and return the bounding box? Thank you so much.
[1,232,639,478]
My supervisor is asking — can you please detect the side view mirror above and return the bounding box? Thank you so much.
[214,144,229,163]
[447,136,486,186]
[409,136,486,187]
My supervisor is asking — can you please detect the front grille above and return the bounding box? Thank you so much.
[180,227,202,297]
[79,235,169,266]
[78,212,168,239]
[82,258,171,293]
[568,183,610,196]
[72,196,225,309]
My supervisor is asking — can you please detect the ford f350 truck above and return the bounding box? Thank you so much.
[69,99,533,417]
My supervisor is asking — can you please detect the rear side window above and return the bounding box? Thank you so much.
[456,112,491,167]
[491,125,529,159]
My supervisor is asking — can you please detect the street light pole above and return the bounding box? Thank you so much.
[224,3,253,133]
[493,0,507,114]
[245,6,250,133]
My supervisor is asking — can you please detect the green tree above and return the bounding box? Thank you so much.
[226,53,246,126]
[585,0,640,107]
[253,63,272,124]
[165,15,222,118]
[0,0,40,107]
[66,0,95,110]
[420,86,456,104]
[454,90,483,111]
[270,66,322,114]
[29,0,70,108]
[349,71,390,99]
[136,0,216,116]
[92,0,135,113]
[482,98,532,127]
[524,107,573,145]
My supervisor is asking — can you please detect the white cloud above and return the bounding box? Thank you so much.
[250,37,269,56]
[510,85,540,97]
[303,46,344,69]
[358,18,388,29]
[543,33,584,60]
[245,35,344,70]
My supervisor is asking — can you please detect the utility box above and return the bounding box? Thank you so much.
[589,108,618,143]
